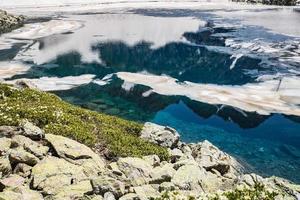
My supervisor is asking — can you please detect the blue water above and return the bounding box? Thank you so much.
[2,9,300,183]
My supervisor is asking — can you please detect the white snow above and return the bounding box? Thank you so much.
[0,62,30,79]
[116,72,300,116]
[6,74,95,91]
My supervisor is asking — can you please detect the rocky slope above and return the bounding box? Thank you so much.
[0,119,300,199]
[0,10,24,34]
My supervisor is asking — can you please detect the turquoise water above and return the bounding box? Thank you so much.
[2,9,300,183]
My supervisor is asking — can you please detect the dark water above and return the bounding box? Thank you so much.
[2,9,300,183]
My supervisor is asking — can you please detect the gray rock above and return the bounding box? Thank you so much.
[45,134,105,173]
[51,180,93,200]
[0,186,43,200]
[0,126,21,138]
[140,122,180,148]
[20,120,44,140]
[31,156,87,195]
[0,137,11,155]
[0,10,24,34]
[104,192,116,200]
[119,193,140,200]
[91,175,126,197]
[8,148,39,166]
[133,185,160,200]
[149,163,176,184]
[0,156,12,178]
[0,174,25,189]
[11,135,49,159]
[117,157,153,186]
[142,155,160,167]
[13,163,32,178]
[190,140,243,177]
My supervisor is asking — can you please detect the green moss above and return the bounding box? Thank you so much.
[0,84,169,160]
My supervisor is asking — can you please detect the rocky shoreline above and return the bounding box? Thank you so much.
[0,118,300,199]
[0,10,24,35]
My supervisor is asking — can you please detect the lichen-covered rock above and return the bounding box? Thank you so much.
[11,135,49,159]
[31,156,87,195]
[0,126,21,138]
[149,163,176,184]
[91,175,127,197]
[0,156,12,178]
[13,163,32,178]
[45,134,105,169]
[142,155,160,167]
[133,184,160,200]
[0,138,12,155]
[0,186,43,200]
[0,10,24,34]
[119,193,140,200]
[20,121,44,140]
[8,148,39,166]
[140,122,180,148]
[189,140,243,178]
[51,180,93,200]
[0,174,25,190]
[104,192,116,200]
[117,157,153,186]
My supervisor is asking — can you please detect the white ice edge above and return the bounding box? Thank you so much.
[6,74,96,91]
[116,72,300,116]
[0,62,30,79]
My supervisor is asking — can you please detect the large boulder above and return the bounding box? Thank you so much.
[189,140,243,178]
[0,174,25,190]
[140,123,180,148]
[149,163,176,184]
[0,126,21,138]
[31,156,87,195]
[132,184,160,200]
[45,134,105,173]
[117,157,153,186]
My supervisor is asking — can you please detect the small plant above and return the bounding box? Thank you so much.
[224,183,277,200]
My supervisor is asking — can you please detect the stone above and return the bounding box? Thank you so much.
[108,162,123,176]
[169,148,184,162]
[104,192,116,200]
[31,156,87,195]
[11,135,49,159]
[13,163,32,178]
[0,126,21,138]
[8,148,39,166]
[0,137,11,155]
[91,175,126,197]
[149,163,176,184]
[117,157,153,186]
[119,193,140,200]
[140,122,180,148]
[20,120,44,140]
[0,10,24,34]
[142,155,160,167]
[133,185,160,200]
[45,134,105,170]
[190,140,243,177]
[0,186,43,200]
[14,80,38,90]
[0,174,25,189]
[51,180,93,200]
[0,157,12,178]
[159,182,176,192]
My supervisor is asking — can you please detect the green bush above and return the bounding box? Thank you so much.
[0,84,169,160]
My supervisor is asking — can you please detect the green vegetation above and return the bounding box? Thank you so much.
[210,183,277,200]
[0,84,169,160]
